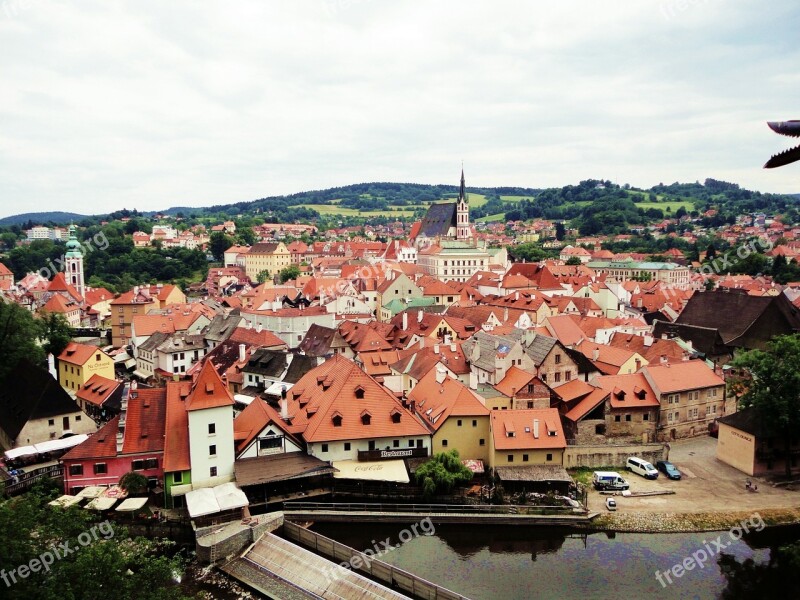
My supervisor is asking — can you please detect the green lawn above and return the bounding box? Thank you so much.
[499,195,533,202]
[480,212,507,222]
[304,204,416,217]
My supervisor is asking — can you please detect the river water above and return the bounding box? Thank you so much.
[311,522,800,600]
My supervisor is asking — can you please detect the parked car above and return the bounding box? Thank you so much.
[626,456,659,479]
[605,497,617,511]
[592,471,630,491]
[656,460,682,480]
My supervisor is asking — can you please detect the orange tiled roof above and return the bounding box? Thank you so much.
[493,366,539,398]
[75,374,121,407]
[185,361,235,411]
[58,342,108,366]
[163,381,191,472]
[643,361,725,394]
[490,408,566,450]
[409,369,489,432]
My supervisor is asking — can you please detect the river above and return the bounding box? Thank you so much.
[311,522,800,600]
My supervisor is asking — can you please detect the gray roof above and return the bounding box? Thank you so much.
[462,331,520,372]
[156,332,206,353]
[245,349,288,378]
[418,202,456,238]
[204,313,242,344]
[139,331,170,353]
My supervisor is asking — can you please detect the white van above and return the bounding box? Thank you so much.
[627,456,659,479]
[592,471,630,491]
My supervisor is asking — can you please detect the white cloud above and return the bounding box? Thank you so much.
[1,0,799,218]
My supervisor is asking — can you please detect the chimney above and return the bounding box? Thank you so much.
[256,322,263,333]
[417,309,423,323]
[280,395,289,420]
[515,292,519,301]
[47,353,56,379]
[450,342,457,352]
[402,311,408,331]
[434,343,440,355]
[592,347,600,361]
[635,358,641,371]
[643,334,654,347]
[419,337,425,349]
[533,419,540,439]
[239,343,246,363]
[435,365,447,384]
[682,352,690,361]
[660,354,668,365]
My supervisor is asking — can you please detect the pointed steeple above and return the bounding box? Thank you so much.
[459,165,467,204]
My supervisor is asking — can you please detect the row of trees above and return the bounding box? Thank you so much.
[0,302,72,382]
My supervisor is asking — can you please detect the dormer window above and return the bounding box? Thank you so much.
[332,413,343,427]
[391,409,402,423]
[361,410,372,426]
[354,385,365,400]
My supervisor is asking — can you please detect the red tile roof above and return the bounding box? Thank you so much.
[409,368,489,432]
[163,381,191,472]
[75,374,122,407]
[595,372,660,409]
[229,326,288,349]
[185,361,235,411]
[490,408,566,450]
[643,361,725,394]
[122,387,167,454]
[58,342,108,366]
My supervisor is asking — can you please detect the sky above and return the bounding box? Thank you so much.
[1,0,799,219]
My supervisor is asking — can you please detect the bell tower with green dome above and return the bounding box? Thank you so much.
[64,224,85,299]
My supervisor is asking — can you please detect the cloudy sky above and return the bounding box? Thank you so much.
[1,1,799,218]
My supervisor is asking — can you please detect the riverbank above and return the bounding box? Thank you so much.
[587,506,800,533]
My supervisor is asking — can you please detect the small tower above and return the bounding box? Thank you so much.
[64,224,85,300]
[456,167,471,241]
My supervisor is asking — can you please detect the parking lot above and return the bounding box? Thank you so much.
[588,436,800,514]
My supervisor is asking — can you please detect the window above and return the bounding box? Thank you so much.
[507,455,514,463]
[472,420,477,427]
[546,453,553,461]
[555,354,561,364]
[707,388,718,398]
[625,414,632,422]
[332,415,342,427]
[710,404,717,414]
[48,419,55,426]
[96,353,101,361]
[690,408,699,419]
[643,413,649,421]
[361,413,371,425]
[564,371,572,382]
[688,391,699,401]
[145,458,158,469]
[457,419,462,427]
[75,415,81,422]
[260,437,282,451]
[210,466,217,477]
[69,464,83,476]
[479,438,485,446]
[344,442,351,451]
[209,445,217,457]
[94,463,107,474]
[208,423,216,435]
[392,412,401,423]
[321,444,329,452]
[668,394,679,405]
[554,372,561,383]
[614,415,621,422]
[409,440,415,447]
[522,454,529,462]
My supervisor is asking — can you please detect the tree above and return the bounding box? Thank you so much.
[0,301,46,381]
[730,334,800,477]
[0,481,189,600]
[119,471,149,495]
[279,265,301,283]
[718,542,800,599]
[208,231,234,262]
[565,256,582,266]
[414,450,474,499]
[256,270,272,284]
[236,227,257,246]
[555,222,566,241]
[38,311,73,358]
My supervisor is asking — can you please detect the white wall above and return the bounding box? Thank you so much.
[188,405,235,489]
[307,436,430,462]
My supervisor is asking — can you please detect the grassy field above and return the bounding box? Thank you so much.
[634,201,693,212]
[499,195,533,202]
[480,212,507,222]
[304,204,417,217]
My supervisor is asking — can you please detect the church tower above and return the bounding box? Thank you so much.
[456,167,471,241]
[64,224,85,300]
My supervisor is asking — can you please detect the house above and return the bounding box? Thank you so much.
[662,289,800,359]
[462,330,534,388]
[273,355,431,462]
[61,385,166,494]
[57,343,115,392]
[575,340,648,375]
[244,242,291,281]
[493,366,553,410]
[0,360,98,449]
[109,284,186,346]
[716,407,800,477]
[409,366,491,464]
[488,408,567,468]
[512,331,581,388]
[0,262,14,290]
[376,273,423,322]
[74,374,124,422]
[642,361,726,441]
[299,324,354,359]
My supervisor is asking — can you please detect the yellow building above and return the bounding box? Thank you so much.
[409,367,491,464]
[109,284,186,346]
[57,343,115,392]
[244,242,291,281]
[488,408,566,469]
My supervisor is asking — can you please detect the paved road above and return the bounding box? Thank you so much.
[588,436,800,514]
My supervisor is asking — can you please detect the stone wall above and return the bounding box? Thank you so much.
[564,443,666,469]
[196,512,284,564]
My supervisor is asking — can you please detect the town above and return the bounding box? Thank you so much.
[1,168,800,598]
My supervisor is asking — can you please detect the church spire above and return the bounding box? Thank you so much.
[459,165,466,204]
[456,166,471,241]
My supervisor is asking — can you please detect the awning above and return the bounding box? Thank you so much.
[170,483,193,497]
[131,370,149,379]
[116,497,149,512]
[264,381,293,396]
[235,453,337,487]
[85,497,117,510]
[34,434,89,454]
[462,459,485,475]
[4,445,36,460]
[234,394,255,406]
[77,486,107,498]
[332,459,410,483]
[113,351,131,364]
[185,482,249,518]
[49,495,83,508]
[124,358,137,370]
